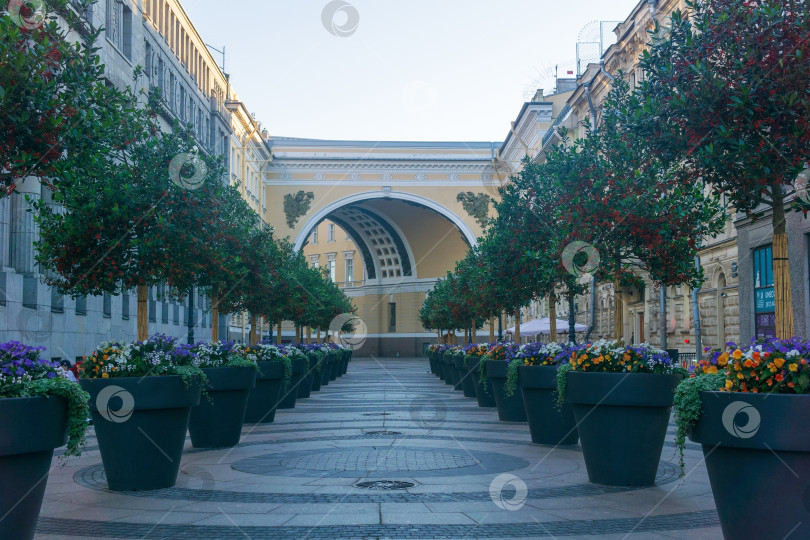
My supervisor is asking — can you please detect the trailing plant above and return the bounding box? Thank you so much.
[555,363,573,408]
[0,341,89,460]
[672,373,725,475]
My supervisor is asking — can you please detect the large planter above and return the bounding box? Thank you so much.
[0,396,68,539]
[455,356,476,398]
[486,360,527,422]
[309,353,323,392]
[519,366,578,445]
[689,392,810,540]
[340,350,349,375]
[81,375,201,491]
[278,357,308,409]
[566,371,681,486]
[443,353,456,386]
[244,361,285,423]
[470,357,496,408]
[429,352,438,375]
[297,354,315,399]
[321,353,334,386]
[188,366,257,448]
[329,351,340,381]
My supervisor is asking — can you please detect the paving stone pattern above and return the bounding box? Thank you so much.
[35,357,723,539]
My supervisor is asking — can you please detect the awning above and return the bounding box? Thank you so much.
[505,317,587,337]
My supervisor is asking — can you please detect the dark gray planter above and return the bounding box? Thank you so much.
[443,353,456,386]
[279,357,308,409]
[451,354,464,391]
[321,353,334,386]
[244,361,285,423]
[81,375,201,491]
[566,371,681,486]
[0,396,68,539]
[689,392,810,540]
[309,353,323,392]
[470,358,496,408]
[329,351,339,381]
[519,365,578,445]
[298,354,316,399]
[455,356,476,398]
[188,366,257,448]
[486,360,527,422]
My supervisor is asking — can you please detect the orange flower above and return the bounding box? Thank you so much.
[717,353,729,367]
[752,351,761,363]
[732,349,743,360]
[775,373,785,382]
[774,358,786,368]
[744,359,755,368]
[707,366,718,374]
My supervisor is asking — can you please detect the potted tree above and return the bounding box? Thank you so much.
[505,342,584,445]
[184,341,257,448]
[559,340,685,486]
[0,342,89,539]
[79,335,202,490]
[242,343,291,424]
[675,338,810,539]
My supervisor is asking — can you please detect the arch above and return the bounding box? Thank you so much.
[293,190,478,252]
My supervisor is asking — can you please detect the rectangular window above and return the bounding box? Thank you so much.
[103,293,112,318]
[328,259,336,282]
[389,303,396,333]
[328,224,335,242]
[121,5,132,59]
[753,245,775,338]
[345,258,354,284]
[161,300,169,324]
[145,42,152,79]
[51,288,64,313]
[148,287,156,322]
[312,229,318,244]
[310,255,319,269]
[173,302,180,325]
[75,296,87,316]
[122,292,130,320]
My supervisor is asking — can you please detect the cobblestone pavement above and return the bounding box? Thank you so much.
[35,357,722,539]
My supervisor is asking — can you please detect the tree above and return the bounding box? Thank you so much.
[640,0,810,337]
[35,92,227,340]
[1,0,128,196]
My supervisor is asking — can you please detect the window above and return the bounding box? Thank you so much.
[345,258,354,284]
[345,231,351,241]
[328,224,335,242]
[75,296,87,316]
[103,293,112,318]
[122,292,130,320]
[145,43,153,79]
[310,255,319,268]
[51,288,64,313]
[312,228,318,244]
[173,302,180,325]
[389,303,396,333]
[753,246,775,338]
[121,5,132,59]
[328,258,336,281]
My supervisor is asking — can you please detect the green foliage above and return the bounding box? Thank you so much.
[505,359,520,397]
[555,363,573,408]
[672,373,725,475]
[456,192,491,229]
[283,191,315,228]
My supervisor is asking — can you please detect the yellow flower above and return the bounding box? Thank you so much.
[774,358,786,369]
[102,372,110,379]
[707,366,718,374]
[732,349,743,360]
[725,379,733,390]
[717,353,729,367]
[789,363,799,372]
[737,372,744,379]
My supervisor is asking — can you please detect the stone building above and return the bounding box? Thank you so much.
[499,0,741,359]
[0,0,269,359]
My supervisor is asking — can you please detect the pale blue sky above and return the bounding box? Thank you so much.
[183,0,642,142]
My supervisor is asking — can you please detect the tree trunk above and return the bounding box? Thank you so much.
[489,315,495,343]
[276,321,282,345]
[771,183,794,338]
[614,278,623,342]
[137,285,148,341]
[295,325,301,344]
[549,293,557,343]
[307,327,312,344]
[568,290,576,344]
[464,327,469,344]
[514,309,521,343]
[210,294,219,343]
[249,314,258,346]
[472,322,477,343]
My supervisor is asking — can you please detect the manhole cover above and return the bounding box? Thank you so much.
[362,412,391,416]
[355,480,416,490]
[364,430,402,436]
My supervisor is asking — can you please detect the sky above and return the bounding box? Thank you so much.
[182,0,641,142]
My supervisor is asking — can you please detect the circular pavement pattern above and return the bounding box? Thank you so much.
[280,448,478,472]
